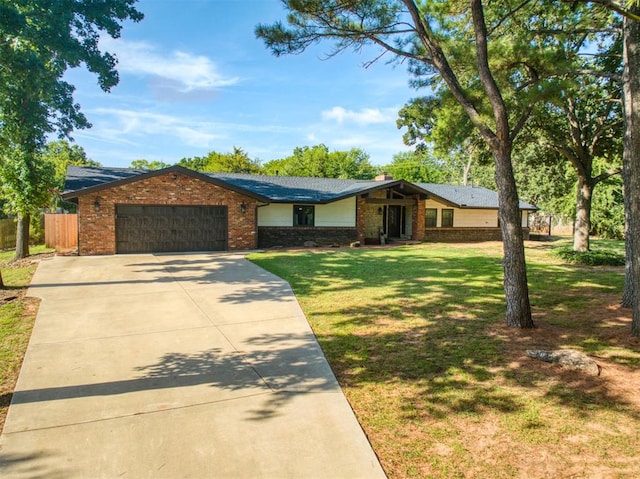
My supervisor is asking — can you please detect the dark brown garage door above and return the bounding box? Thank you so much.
[116,205,228,253]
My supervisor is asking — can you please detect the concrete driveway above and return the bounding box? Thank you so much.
[0,253,385,478]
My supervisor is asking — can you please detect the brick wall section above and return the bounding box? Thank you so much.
[78,171,257,255]
[258,227,358,248]
[356,196,367,243]
[424,227,530,242]
[412,196,426,241]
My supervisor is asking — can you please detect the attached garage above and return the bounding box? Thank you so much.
[61,166,266,255]
[115,205,228,253]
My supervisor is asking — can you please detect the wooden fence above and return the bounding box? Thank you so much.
[0,218,17,250]
[45,214,78,252]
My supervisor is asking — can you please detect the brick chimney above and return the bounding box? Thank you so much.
[375,172,393,181]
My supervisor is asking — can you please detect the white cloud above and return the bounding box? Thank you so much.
[100,37,240,93]
[91,108,221,147]
[321,106,394,125]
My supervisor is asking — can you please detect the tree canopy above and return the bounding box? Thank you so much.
[257,0,604,327]
[0,0,143,262]
[179,147,262,174]
[262,145,376,179]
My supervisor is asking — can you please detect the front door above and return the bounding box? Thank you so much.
[387,205,402,238]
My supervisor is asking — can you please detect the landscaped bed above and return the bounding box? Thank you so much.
[248,238,640,479]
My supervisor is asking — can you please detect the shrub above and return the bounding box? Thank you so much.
[553,246,625,266]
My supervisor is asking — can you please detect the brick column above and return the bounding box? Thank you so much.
[412,196,425,241]
[356,196,366,243]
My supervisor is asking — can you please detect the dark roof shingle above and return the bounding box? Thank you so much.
[417,183,537,210]
[63,166,537,210]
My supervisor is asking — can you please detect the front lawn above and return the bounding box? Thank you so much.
[248,240,640,479]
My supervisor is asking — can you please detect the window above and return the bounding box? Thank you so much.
[425,208,437,228]
[441,209,454,227]
[293,205,315,227]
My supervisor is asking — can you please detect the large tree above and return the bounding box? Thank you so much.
[257,0,591,328]
[180,147,261,174]
[380,150,453,183]
[620,5,640,335]
[262,145,376,179]
[531,74,622,252]
[0,0,143,263]
[574,0,640,335]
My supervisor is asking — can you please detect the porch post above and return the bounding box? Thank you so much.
[356,195,366,243]
[412,196,426,241]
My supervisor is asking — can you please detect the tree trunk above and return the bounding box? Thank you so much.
[573,175,593,252]
[0,269,4,289]
[13,213,30,260]
[621,206,635,307]
[622,12,640,336]
[494,148,535,328]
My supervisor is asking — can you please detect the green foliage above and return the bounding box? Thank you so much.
[552,246,625,266]
[590,174,625,240]
[0,0,142,236]
[0,0,143,147]
[0,147,55,216]
[130,159,172,171]
[29,214,44,245]
[381,150,450,183]
[179,147,261,174]
[262,145,376,179]
[40,140,99,189]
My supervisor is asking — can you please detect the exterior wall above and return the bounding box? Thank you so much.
[424,199,497,227]
[256,198,357,248]
[257,198,356,227]
[413,198,426,241]
[257,227,357,248]
[77,171,257,255]
[363,190,386,242]
[454,208,498,227]
[423,198,531,241]
[424,227,531,242]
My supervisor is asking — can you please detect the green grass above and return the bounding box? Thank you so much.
[248,240,640,478]
[550,237,626,266]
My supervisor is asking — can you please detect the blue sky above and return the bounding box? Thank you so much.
[64,0,419,169]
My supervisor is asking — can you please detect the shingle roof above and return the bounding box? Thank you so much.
[416,183,537,210]
[64,166,147,193]
[63,166,537,210]
[63,166,405,204]
[205,172,394,203]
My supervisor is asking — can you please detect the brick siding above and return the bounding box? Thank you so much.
[424,227,530,242]
[77,171,257,255]
[257,226,358,248]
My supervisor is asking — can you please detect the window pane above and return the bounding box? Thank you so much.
[425,209,437,227]
[442,209,454,227]
[293,205,315,227]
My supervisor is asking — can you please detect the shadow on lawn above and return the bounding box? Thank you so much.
[251,246,639,423]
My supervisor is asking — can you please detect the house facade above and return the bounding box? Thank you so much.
[62,166,536,255]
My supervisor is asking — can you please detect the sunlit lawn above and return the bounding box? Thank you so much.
[248,239,640,478]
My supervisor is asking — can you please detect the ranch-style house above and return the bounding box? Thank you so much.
[62,165,537,255]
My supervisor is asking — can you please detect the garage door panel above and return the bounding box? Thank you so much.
[116,205,228,253]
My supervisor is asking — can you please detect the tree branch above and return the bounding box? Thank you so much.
[401,0,497,145]
[471,0,509,147]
